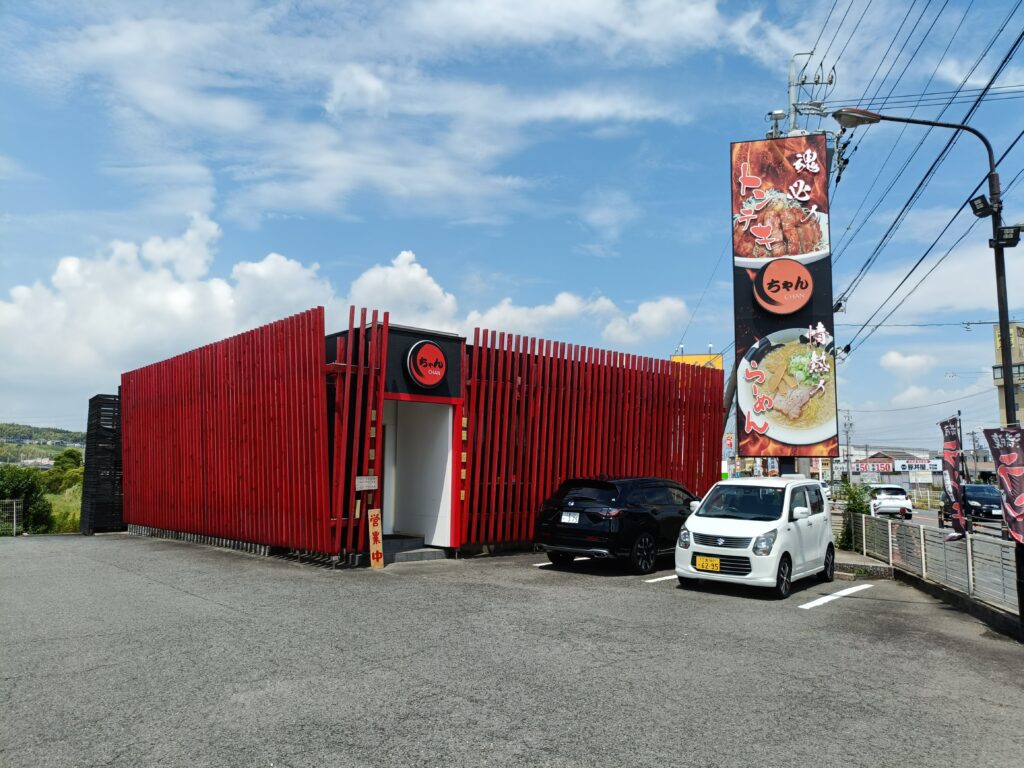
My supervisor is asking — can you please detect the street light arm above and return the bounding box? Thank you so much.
[859,113,1000,206]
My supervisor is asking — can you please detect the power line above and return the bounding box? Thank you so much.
[674,238,729,354]
[821,83,1024,106]
[830,0,966,244]
[836,21,1024,301]
[848,389,991,412]
[830,0,1009,263]
[846,161,1024,354]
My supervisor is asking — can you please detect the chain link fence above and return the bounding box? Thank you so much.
[0,499,25,536]
[851,514,1018,614]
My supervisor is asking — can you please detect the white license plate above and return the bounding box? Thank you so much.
[560,511,580,524]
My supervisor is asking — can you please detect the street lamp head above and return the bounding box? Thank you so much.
[969,195,993,218]
[832,107,883,129]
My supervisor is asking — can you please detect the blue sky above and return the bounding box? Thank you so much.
[1,0,1022,449]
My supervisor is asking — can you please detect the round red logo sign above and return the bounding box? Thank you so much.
[753,258,814,315]
[407,341,447,388]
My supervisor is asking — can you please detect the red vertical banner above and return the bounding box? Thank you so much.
[940,416,969,536]
[731,135,838,458]
[982,427,1024,544]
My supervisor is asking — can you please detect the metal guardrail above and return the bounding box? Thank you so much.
[851,514,1018,614]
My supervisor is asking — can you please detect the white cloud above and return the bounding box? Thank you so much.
[0,220,690,426]
[345,250,460,331]
[140,212,220,280]
[840,241,1024,327]
[0,154,36,181]
[467,292,617,337]
[879,350,937,376]
[602,297,688,345]
[580,189,641,242]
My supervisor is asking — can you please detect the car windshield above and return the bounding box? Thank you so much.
[965,485,1001,502]
[873,487,907,498]
[696,485,785,521]
[550,481,620,505]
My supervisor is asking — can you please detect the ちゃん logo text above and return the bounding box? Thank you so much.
[407,341,447,388]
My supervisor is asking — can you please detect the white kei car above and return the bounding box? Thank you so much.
[675,477,835,599]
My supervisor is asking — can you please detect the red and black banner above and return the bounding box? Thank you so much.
[982,427,1024,544]
[940,416,968,536]
[731,134,838,457]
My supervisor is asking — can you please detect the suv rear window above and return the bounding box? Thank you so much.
[873,487,907,498]
[549,481,621,505]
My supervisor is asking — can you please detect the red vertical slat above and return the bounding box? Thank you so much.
[468,328,483,544]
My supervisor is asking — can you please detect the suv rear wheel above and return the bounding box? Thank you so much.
[629,532,658,574]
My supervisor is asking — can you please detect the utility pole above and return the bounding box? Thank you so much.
[970,429,980,477]
[842,410,853,483]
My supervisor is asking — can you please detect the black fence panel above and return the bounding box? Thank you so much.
[80,394,123,534]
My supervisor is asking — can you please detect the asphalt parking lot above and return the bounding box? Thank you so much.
[2,534,1022,768]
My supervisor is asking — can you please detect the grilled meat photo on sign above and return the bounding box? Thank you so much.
[730,138,830,215]
[732,193,824,260]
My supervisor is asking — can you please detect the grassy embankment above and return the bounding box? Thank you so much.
[45,484,82,533]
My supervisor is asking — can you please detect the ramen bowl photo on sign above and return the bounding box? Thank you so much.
[738,325,836,446]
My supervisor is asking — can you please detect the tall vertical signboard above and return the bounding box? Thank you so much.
[731,135,839,457]
[940,416,968,536]
[982,427,1024,544]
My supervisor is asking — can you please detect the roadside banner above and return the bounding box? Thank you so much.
[982,427,1024,544]
[940,416,968,535]
[730,134,838,457]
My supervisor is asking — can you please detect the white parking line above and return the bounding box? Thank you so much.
[643,574,679,583]
[532,557,588,567]
[799,583,874,609]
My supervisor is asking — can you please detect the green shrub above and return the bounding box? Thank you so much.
[0,465,54,533]
[59,466,84,492]
[836,480,870,550]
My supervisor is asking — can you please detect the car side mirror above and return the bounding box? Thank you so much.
[689,500,700,513]
[792,506,810,520]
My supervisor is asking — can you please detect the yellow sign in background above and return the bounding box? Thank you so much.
[671,353,724,369]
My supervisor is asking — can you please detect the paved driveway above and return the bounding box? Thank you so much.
[2,534,1022,767]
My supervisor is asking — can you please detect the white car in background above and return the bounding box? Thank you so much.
[868,484,913,520]
[818,481,832,500]
[675,477,835,599]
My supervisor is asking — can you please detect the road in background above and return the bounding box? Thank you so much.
[2,535,1022,768]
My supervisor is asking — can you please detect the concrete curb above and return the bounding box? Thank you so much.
[835,561,893,579]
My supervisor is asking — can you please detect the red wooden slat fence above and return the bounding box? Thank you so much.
[121,308,330,552]
[461,330,723,546]
[327,307,389,554]
[122,306,722,557]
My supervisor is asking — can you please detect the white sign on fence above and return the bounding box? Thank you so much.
[355,475,378,492]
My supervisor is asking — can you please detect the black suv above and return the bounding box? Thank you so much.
[939,483,1003,525]
[534,477,697,574]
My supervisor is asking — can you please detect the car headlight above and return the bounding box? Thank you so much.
[752,529,777,556]
[677,527,690,549]
[968,500,981,508]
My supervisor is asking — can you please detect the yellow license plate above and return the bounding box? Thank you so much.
[695,555,720,572]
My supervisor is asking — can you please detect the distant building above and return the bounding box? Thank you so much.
[993,322,1024,427]
[19,458,54,469]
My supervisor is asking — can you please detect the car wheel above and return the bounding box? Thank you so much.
[773,555,792,599]
[546,551,575,568]
[629,532,658,574]
[818,544,835,583]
